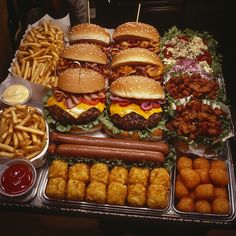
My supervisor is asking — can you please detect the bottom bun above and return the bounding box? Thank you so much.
[102,125,163,141]
[69,123,103,134]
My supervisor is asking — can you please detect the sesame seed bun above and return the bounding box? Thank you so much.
[60,43,108,64]
[110,75,165,99]
[112,22,160,42]
[58,68,105,94]
[111,47,163,68]
[68,23,111,45]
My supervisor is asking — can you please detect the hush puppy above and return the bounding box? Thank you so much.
[214,187,228,199]
[195,200,212,214]
[177,156,193,172]
[90,163,109,185]
[210,160,226,171]
[149,167,170,188]
[107,182,127,205]
[196,169,210,184]
[176,197,195,212]
[193,157,210,170]
[209,168,229,187]
[195,183,214,201]
[175,180,189,199]
[212,197,230,214]
[127,184,146,207]
[180,168,200,189]
[109,166,128,184]
[69,163,90,183]
[128,167,150,187]
[48,160,68,180]
[66,179,86,201]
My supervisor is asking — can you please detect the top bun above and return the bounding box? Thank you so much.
[112,22,160,42]
[110,75,165,99]
[60,43,108,64]
[111,47,162,68]
[58,68,105,93]
[68,23,111,45]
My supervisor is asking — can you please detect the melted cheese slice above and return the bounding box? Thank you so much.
[47,97,105,119]
[110,103,162,119]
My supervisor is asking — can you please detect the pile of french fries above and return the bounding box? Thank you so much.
[11,20,64,88]
[0,105,48,160]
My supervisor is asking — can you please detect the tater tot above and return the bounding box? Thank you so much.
[86,181,107,204]
[195,183,214,201]
[196,169,210,184]
[195,200,212,214]
[176,197,195,212]
[147,184,169,209]
[90,163,109,185]
[193,157,210,170]
[149,167,170,188]
[177,156,193,172]
[128,167,150,187]
[48,160,68,180]
[69,163,90,183]
[107,182,127,205]
[214,187,228,199]
[66,179,86,201]
[45,177,67,199]
[180,168,200,189]
[109,166,128,184]
[127,184,146,207]
[210,160,226,170]
[209,168,229,187]
[212,198,230,214]
[175,180,189,199]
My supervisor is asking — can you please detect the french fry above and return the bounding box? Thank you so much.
[13,133,19,147]
[0,151,14,158]
[25,150,41,160]
[15,124,45,136]
[11,110,18,124]
[0,143,14,152]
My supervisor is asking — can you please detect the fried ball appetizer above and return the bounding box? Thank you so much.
[177,156,193,172]
[180,168,200,189]
[210,160,226,171]
[189,191,196,202]
[147,184,169,209]
[90,163,109,185]
[196,169,210,184]
[127,183,146,207]
[176,197,195,212]
[149,167,170,188]
[69,163,90,183]
[209,168,229,187]
[48,160,68,180]
[175,180,189,199]
[195,183,214,201]
[212,197,230,214]
[109,166,128,184]
[86,181,107,204]
[214,187,228,199]
[45,177,67,199]
[195,200,212,214]
[193,157,210,170]
[66,179,86,201]
[107,182,127,205]
[128,167,150,187]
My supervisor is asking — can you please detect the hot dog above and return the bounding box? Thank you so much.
[47,143,57,155]
[55,144,165,163]
[50,132,169,155]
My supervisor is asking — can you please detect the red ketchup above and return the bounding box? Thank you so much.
[1,164,33,195]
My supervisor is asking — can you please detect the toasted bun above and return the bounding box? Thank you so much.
[68,23,111,45]
[112,22,159,42]
[111,47,162,68]
[70,123,103,134]
[60,43,108,64]
[103,125,163,141]
[58,68,105,93]
[110,75,165,99]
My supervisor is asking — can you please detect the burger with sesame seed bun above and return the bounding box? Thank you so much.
[44,67,106,133]
[112,22,160,56]
[101,75,166,140]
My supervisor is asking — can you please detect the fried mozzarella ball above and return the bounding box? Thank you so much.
[45,177,67,199]
[175,180,189,199]
[180,168,200,189]
[209,168,229,187]
[212,198,230,214]
[195,200,212,214]
[196,168,210,184]
[66,179,86,201]
[69,163,90,183]
[193,157,210,170]
[147,184,169,209]
[210,160,226,171]
[128,167,150,187]
[109,166,128,184]
[149,167,170,188]
[90,163,109,185]
[86,181,107,204]
[214,187,228,199]
[107,182,127,205]
[176,197,195,212]
[177,156,193,172]
[195,184,214,201]
[127,184,146,207]
[48,160,68,180]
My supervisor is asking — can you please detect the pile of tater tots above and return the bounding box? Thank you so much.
[45,160,170,209]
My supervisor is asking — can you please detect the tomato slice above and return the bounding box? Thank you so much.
[118,101,132,107]
[152,103,161,108]
[80,98,101,105]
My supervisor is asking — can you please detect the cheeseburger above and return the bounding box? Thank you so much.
[57,43,110,78]
[101,75,165,140]
[45,68,106,133]
[68,23,111,55]
[112,22,160,56]
[110,47,164,82]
